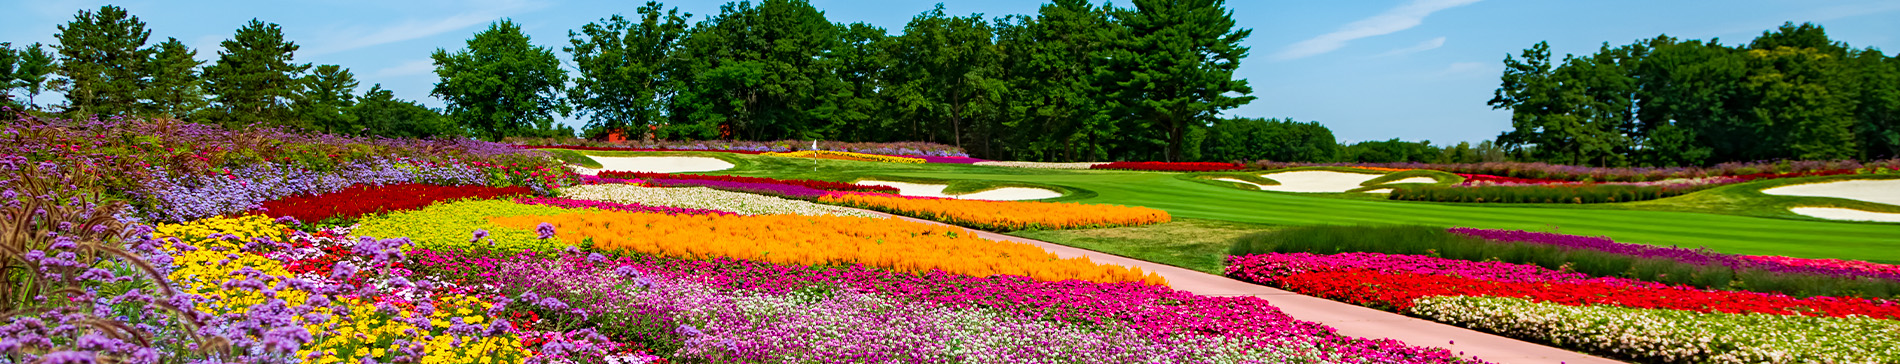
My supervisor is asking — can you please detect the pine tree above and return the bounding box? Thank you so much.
[54,5,151,117]
[297,64,360,133]
[15,44,58,110]
[1107,0,1255,162]
[142,38,208,119]
[203,19,310,129]
[0,44,17,108]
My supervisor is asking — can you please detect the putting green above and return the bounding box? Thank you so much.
[569,150,1900,263]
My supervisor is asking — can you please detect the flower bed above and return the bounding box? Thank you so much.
[0,114,572,224]
[760,150,927,164]
[412,250,1475,364]
[1388,182,1709,204]
[975,161,1106,169]
[597,171,896,193]
[818,192,1170,231]
[513,196,735,216]
[1414,296,1900,364]
[1090,161,1246,172]
[254,183,533,223]
[560,184,878,218]
[487,209,1164,285]
[1228,251,1900,363]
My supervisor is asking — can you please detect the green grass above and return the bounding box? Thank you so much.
[1011,219,1279,274]
[565,150,1900,262]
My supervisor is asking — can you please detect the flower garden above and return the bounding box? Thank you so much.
[1226,226,1900,363]
[11,111,1900,364]
[4,116,1483,363]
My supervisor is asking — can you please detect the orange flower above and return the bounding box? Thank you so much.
[488,211,1165,285]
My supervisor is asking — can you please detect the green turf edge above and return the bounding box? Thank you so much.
[1008,218,1280,275]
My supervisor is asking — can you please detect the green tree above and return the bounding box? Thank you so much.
[1738,45,1858,160]
[672,0,840,140]
[0,44,17,108]
[1852,49,1900,158]
[815,22,894,142]
[889,5,1003,149]
[13,44,56,110]
[566,2,693,139]
[1200,117,1338,163]
[297,64,360,133]
[1490,41,1634,166]
[1001,0,1119,161]
[349,84,461,138]
[203,19,310,129]
[141,38,207,119]
[54,5,151,117]
[432,19,570,140]
[1105,0,1255,162]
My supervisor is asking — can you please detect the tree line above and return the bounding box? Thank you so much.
[0,6,464,138]
[1490,22,1900,167]
[531,0,1255,162]
[5,0,1254,161]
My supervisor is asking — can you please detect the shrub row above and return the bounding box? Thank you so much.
[1387,183,1705,204]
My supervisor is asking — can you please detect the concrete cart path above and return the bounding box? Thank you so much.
[862,211,1624,364]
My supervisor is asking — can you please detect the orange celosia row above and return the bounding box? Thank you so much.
[816,193,1170,231]
[761,150,926,164]
[488,211,1165,285]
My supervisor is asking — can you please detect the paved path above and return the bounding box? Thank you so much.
[862,212,1624,364]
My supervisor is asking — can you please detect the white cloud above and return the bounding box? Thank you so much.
[1435,61,1490,77]
[368,58,437,78]
[1375,36,1446,57]
[302,0,548,56]
[1271,0,1481,61]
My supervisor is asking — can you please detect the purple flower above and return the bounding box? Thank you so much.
[470,229,489,243]
[39,351,95,364]
[536,222,556,240]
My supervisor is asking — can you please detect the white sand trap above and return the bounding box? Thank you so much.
[1762,180,1900,206]
[1363,188,1394,194]
[1386,176,1439,184]
[1254,171,1387,193]
[573,156,733,175]
[856,180,1061,201]
[1789,207,1900,223]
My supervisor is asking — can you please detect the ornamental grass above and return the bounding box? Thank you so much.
[487,210,1166,285]
[817,192,1171,231]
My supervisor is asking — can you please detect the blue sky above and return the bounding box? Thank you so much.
[4,0,1898,144]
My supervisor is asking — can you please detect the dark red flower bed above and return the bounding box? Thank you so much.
[255,183,533,223]
[1270,269,1900,319]
[595,171,897,193]
[1089,161,1246,172]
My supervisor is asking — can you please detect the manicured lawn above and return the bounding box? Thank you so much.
[1012,218,1278,274]
[571,150,1900,263]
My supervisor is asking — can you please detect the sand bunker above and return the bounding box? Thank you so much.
[572,156,734,175]
[1789,207,1900,223]
[1762,179,1900,206]
[856,180,1061,201]
[1252,171,1388,193]
[1217,172,1429,193]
